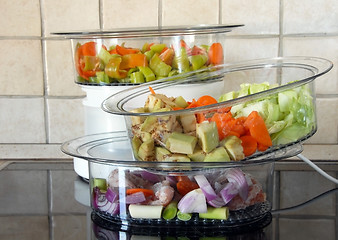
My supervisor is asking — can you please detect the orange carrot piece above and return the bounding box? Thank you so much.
[120,54,148,70]
[126,188,154,197]
[116,44,140,55]
[208,42,224,65]
[149,86,156,95]
[244,111,272,147]
[240,135,258,157]
[82,41,97,56]
[197,95,218,106]
[177,180,199,196]
[257,142,269,152]
[159,48,175,66]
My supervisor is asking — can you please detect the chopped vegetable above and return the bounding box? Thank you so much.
[177,188,207,213]
[225,168,249,201]
[199,207,229,220]
[93,187,119,215]
[240,135,257,157]
[194,175,217,202]
[125,191,146,204]
[208,43,224,65]
[129,204,163,219]
[176,179,199,196]
[177,210,192,221]
[162,201,178,220]
[126,188,154,197]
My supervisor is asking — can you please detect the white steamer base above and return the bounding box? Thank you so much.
[74,85,130,179]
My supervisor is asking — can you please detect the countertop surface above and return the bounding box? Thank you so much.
[0,160,337,240]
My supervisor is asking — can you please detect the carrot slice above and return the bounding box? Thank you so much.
[196,95,218,106]
[176,180,199,196]
[115,44,140,55]
[120,54,148,70]
[149,86,156,95]
[257,142,269,152]
[244,111,272,147]
[126,188,154,197]
[82,41,97,56]
[240,135,258,157]
[208,42,224,65]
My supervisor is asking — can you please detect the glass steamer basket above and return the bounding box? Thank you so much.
[62,57,332,230]
[53,24,243,179]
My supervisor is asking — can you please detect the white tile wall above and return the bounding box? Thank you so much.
[0,0,337,159]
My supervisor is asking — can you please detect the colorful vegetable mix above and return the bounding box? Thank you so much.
[74,40,225,84]
[91,167,266,221]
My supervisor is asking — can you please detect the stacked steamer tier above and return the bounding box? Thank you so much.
[54,24,243,179]
[62,56,333,234]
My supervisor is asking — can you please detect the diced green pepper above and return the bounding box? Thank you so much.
[96,71,110,84]
[83,56,98,71]
[173,47,190,73]
[138,66,156,82]
[105,56,128,80]
[189,54,208,71]
[150,43,167,53]
[98,48,113,66]
[149,53,172,77]
[92,178,107,191]
[144,50,155,61]
[130,71,145,83]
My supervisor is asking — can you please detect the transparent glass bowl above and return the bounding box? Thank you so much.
[61,131,275,228]
[102,56,333,164]
[53,24,243,86]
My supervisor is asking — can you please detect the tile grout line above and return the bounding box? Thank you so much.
[39,0,50,144]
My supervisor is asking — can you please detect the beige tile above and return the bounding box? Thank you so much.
[0,170,48,214]
[0,40,43,96]
[42,0,100,36]
[222,0,279,35]
[0,216,49,240]
[53,215,87,240]
[51,170,88,213]
[45,40,85,97]
[279,171,336,215]
[279,219,336,240]
[283,0,338,34]
[47,98,84,143]
[0,144,68,159]
[283,36,338,94]
[224,38,279,62]
[306,98,338,144]
[0,0,41,36]
[0,98,46,143]
[102,0,158,29]
[162,0,219,26]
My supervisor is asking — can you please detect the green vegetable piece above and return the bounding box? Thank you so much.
[173,47,190,73]
[150,43,167,53]
[144,50,155,61]
[96,71,110,84]
[189,54,208,71]
[199,207,229,220]
[149,53,172,77]
[98,47,113,66]
[187,145,206,162]
[131,136,142,158]
[166,132,197,155]
[130,71,145,83]
[222,135,245,161]
[204,147,230,162]
[141,42,150,53]
[129,204,163,219]
[83,56,97,71]
[177,210,192,221]
[92,178,107,191]
[196,121,219,153]
[162,201,178,220]
[138,138,155,161]
[174,96,189,108]
[88,76,97,83]
[138,66,156,82]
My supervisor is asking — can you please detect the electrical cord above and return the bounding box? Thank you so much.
[297,154,338,184]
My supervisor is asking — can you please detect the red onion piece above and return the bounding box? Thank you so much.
[178,189,207,213]
[194,175,217,201]
[105,188,118,203]
[140,171,161,183]
[125,191,146,204]
[226,168,249,201]
[219,182,239,204]
[93,187,119,215]
[208,195,226,208]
